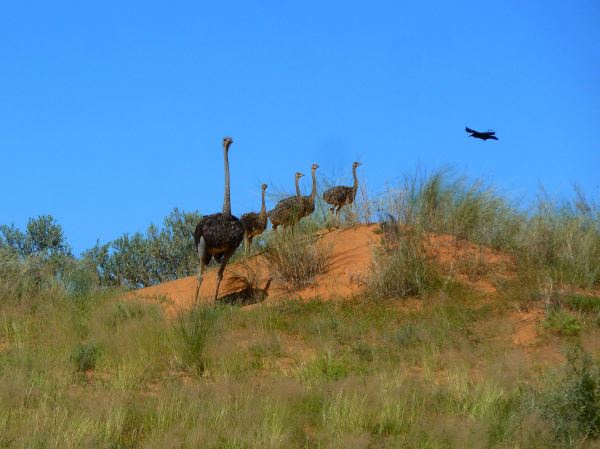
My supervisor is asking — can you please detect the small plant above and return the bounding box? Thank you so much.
[541,309,582,336]
[562,294,600,314]
[540,348,600,442]
[352,340,373,362]
[392,322,421,347]
[264,231,330,292]
[71,342,99,372]
[296,351,350,384]
[171,304,221,377]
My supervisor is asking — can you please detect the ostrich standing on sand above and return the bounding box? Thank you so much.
[193,137,244,302]
[268,171,305,232]
[299,163,320,219]
[322,161,362,216]
[240,183,268,255]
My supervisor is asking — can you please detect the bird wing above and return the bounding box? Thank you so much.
[465,127,477,134]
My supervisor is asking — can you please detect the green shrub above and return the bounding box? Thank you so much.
[562,294,600,314]
[540,348,600,442]
[541,310,582,336]
[83,208,202,288]
[71,342,100,372]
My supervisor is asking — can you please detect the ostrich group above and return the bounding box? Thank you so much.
[194,137,362,301]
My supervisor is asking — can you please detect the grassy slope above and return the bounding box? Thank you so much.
[1,282,599,449]
[1,169,600,448]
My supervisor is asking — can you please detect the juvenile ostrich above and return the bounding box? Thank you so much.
[193,137,244,302]
[322,161,362,216]
[240,183,268,255]
[299,163,320,219]
[268,171,305,232]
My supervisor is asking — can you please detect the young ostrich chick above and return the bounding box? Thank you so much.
[268,171,305,232]
[322,161,362,216]
[240,183,268,255]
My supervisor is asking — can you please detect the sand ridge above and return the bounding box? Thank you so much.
[132,224,518,313]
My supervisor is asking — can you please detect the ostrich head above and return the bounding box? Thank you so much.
[353,161,362,168]
[295,172,304,180]
[223,137,233,149]
[311,163,319,172]
[261,183,268,191]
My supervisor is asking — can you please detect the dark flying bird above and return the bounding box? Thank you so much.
[465,127,498,141]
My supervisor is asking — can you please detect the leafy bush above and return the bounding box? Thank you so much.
[0,215,72,258]
[540,348,600,442]
[83,208,201,288]
[541,310,582,336]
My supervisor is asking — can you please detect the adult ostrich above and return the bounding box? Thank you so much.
[193,137,244,302]
[268,171,305,232]
[322,161,362,216]
[300,163,320,219]
[240,183,268,255]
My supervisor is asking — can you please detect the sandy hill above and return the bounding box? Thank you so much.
[133,224,514,312]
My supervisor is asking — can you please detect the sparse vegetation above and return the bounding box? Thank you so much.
[171,304,222,377]
[263,226,330,291]
[369,225,445,299]
[1,167,600,448]
[537,348,600,443]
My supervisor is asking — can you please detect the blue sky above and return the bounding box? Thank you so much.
[1,0,599,254]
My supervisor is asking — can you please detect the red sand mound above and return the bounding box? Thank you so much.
[132,224,514,312]
[132,224,379,311]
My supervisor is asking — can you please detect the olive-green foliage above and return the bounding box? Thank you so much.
[0,216,99,304]
[563,294,600,314]
[541,310,582,337]
[538,348,600,443]
[70,341,100,372]
[0,214,71,258]
[83,208,201,288]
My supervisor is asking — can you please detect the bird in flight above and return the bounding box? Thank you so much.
[465,127,498,140]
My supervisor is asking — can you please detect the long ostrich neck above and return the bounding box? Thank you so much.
[309,169,317,203]
[352,165,359,197]
[295,176,302,197]
[222,146,231,215]
[260,188,266,218]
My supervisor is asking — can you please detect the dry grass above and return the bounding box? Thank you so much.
[263,230,330,292]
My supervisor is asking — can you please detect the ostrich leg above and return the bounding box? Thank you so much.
[194,237,207,303]
[214,249,235,302]
[243,236,250,257]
